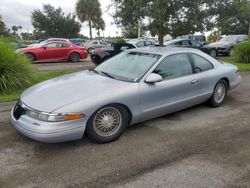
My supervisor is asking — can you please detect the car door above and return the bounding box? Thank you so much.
[37,42,59,61]
[188,52,216,98]
[55,42,71,60]
[139,53,203,121]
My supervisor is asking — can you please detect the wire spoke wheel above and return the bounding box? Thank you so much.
[93,107,122,137]
[214,83,226,104]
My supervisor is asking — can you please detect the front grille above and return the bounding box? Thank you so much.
[13,102,26,120]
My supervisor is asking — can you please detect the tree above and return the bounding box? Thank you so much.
[0,15,6,34]
[207,31,221,43]
[93,18,105,38]
[214,0,250,36]
[31,4,81,38]
[76,0,104,40]
[12,25,18,35]
[112,0,211,45]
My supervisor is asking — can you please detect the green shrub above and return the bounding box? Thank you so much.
[0,40,35,93]
[233,40,250,64]
[114,38,126,43]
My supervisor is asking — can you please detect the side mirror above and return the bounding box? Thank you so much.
[145,73,163,83]
[42,46,47,50]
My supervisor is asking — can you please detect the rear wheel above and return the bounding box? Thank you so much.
[25,53,35,62]
[209,79,228,107]
[69,52,80,62]
[86,104,129,143]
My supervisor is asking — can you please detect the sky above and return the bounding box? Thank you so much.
[0,0,121,37]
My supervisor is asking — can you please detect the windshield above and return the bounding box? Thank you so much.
[95,52,161,82]
[219,36,239,42]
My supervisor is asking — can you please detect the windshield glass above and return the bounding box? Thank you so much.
[95,52,161,82]
[219,36,239,42]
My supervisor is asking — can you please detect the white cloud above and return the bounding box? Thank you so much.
[0,0,121,37]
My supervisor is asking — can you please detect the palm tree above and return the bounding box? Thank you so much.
[75,0,102,40]
[12,25,18,35]
[93,18,105,39]
[0,16,5,34]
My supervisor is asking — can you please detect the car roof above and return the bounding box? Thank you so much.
[127,46,202,56]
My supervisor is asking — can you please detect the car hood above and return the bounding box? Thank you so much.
[208,41,234,48]
[21,71,132,112]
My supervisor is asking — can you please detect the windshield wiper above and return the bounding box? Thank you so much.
[100,71,115,79]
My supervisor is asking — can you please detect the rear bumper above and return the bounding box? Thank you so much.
[11,107,87,143]
[229,74,241,90]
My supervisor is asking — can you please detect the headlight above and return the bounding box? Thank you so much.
[26,109,85,122]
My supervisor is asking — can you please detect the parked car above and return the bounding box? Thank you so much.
[11,47,241,143]
[17,41,88,62]
[177,35,206,45]
[69,38,86,46]
[84,40,109,53]
[91,43,135,65]
[127,39,155,48]
[164,39,217,58]
[208,35,248,56]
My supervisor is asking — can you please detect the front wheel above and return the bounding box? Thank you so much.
[25,53,35,62]
[209,49,217,58]
[209,79,228,107]
[86,104,129,143]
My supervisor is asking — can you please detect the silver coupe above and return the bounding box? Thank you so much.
[11,47,241,143]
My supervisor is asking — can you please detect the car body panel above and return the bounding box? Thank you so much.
[11,47,241,143]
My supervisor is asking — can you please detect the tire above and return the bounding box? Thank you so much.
[86,104,129,143]
[87,48,94,54]
[69,52,80,62]
[25,53,35,62]
[209,49,217,58]
[209,79,228,107]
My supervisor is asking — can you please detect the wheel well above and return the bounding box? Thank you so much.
[221,77,229,89]
[116,103,133,124]
[25,52,36,60]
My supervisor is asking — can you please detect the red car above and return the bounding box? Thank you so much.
[18,41,88,62]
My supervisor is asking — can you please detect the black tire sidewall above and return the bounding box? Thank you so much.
[86,104,129,143]
[87,48,94,54]
[210,80,228,107]
[210,49,217,58]
[70,52,80,62]
[26,53,35,62]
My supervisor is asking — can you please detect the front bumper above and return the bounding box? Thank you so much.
[11,106,87,143]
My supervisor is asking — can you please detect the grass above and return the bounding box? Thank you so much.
[0,70,75,103]
[219,56,250,72]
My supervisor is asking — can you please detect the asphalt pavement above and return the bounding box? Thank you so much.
[0,73,250,188]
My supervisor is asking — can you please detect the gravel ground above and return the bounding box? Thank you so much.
[34,57,95,72]
[0,73,250,188]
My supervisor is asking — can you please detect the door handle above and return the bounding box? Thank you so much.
[191,79,199,84]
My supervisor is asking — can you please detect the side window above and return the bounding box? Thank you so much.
[100,41,107,45]
[46,43,58,48]
[190,40,201,47]
[61,43,70,48]
[120,46,130,51]
[92,41,98,44]
[136,41,145,47]
[181,40,191,46]
[154,54,193,80]
[145,41,153,46]
[192,54,214,72]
